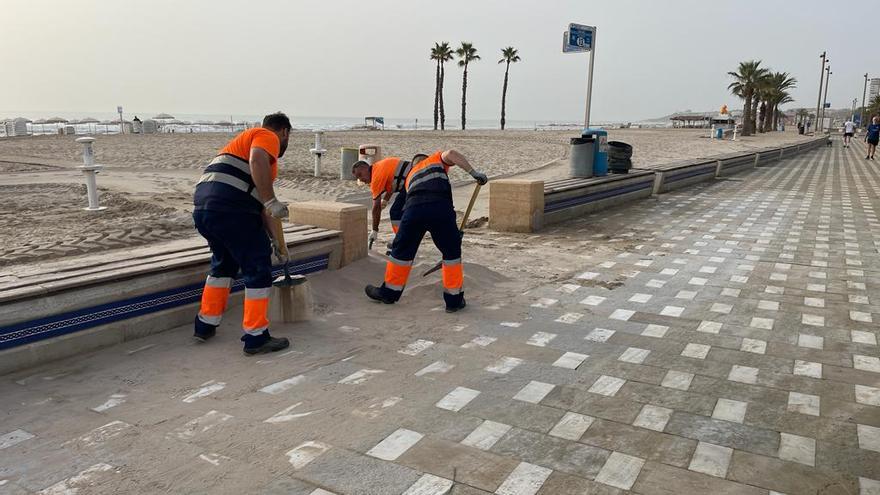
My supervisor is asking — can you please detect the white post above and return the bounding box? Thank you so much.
[583,27,597,129]
[309,131,327,178]
[76,137,107,211]
[710,124,715,140]
[732,125,738,141]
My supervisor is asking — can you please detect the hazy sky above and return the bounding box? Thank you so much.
[1,0,876,123]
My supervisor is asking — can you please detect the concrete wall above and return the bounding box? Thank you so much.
[543,173,655,226]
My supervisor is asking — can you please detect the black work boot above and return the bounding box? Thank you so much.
[445,297,467,313]
[241,330,290,355]
[193,316,217,342]
[365,284,396,304]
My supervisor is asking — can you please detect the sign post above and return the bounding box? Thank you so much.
[117,106,124,134]
[563,23,596,128]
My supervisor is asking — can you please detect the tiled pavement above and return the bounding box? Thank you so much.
[2,140,880,494]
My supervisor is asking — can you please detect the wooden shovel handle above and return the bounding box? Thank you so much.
[267,217,289,258]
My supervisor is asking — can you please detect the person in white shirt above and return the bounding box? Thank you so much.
[843,120,855,148]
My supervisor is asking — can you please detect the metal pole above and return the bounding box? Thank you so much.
[584,27,596,129]
[852,98,857,122]
[861,73,868,128]
[814,52,826,133]
[821,67,831,132]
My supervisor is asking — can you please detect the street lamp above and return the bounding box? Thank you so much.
[814,52,826,133]
[861,73,869,128]
[820,66,831,132]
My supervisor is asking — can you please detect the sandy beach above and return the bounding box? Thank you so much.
[0,128,812,269]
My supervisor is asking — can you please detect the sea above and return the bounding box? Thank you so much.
[1,110,666,137]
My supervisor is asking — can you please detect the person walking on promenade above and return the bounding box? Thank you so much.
[866,116,880,160]
[843,119,855,148]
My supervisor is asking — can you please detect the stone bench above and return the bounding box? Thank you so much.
[0,201,367,375]
[489,137,827,233]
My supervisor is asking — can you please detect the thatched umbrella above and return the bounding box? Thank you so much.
[152,113,175,120]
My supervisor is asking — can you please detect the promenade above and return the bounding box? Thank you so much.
[1,139,878,494]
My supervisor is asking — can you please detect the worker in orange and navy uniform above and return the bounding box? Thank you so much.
[355,153,429,248]
[352,150,488,312]
[191,112,292,355]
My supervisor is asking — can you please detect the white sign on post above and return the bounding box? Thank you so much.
[563,23,597,129]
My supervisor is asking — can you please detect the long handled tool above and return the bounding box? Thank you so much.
[267,217,311,323]
[422,183,482,277]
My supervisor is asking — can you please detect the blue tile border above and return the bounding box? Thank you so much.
[544,180,653,213]
[0,254,329,351]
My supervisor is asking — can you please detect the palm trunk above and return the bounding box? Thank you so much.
[461,63,468,130]
[500,62,510,130]
[433,60,440,130]
[763,101,771,132]
[439,63,446,130]
[773,105,780,131]
[742,93,752,136]
[751,98,759,134]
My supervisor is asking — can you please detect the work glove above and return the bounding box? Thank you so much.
[264,197,289,219]
[368,229,378,249]
[470,170,488,185]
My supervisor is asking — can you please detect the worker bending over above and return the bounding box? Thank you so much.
[352,150,488,312]
[355,154,429,248]
[192,112,292,355]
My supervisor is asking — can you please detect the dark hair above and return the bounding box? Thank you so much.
[351,160,370,174]
[262,112,292,131]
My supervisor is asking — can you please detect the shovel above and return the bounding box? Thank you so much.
[267,217,310,323]
[422,183,482,277]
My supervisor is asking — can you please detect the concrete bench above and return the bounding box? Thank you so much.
[489,137,827,233]
[0,201,367,374]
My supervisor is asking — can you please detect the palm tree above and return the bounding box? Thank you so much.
[728,60,769,136]
[456,42,480,130]
[498,47,521,130]
[430,44,443,130]
[436,43,454,130]
[767,72,797,132]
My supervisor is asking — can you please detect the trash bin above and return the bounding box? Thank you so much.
[715,127,724,139]
[341,147,359,180]
[607,141,633,174]
[358,144,382,165]
[582,128,608,176]
[569,137,594,178]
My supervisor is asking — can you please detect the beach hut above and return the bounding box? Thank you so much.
[364,116,385,130]
[670,114,712,129]
[3,117,30,137]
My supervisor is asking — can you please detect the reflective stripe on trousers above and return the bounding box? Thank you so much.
[243,287,271,335]
[442,258,463,295]
[384,255,413,292]
[197,276,233,325]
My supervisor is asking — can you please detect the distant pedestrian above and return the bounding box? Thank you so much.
[843,119,855,148]
[866,116,880,160]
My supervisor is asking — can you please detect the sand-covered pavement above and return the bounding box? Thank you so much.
[2,142,878,494]
[0,128,812,269]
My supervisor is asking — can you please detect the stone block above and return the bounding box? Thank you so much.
[290,201,367,267]
[489,180,544,233]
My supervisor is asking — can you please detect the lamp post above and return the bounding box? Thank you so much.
[820,66,831,132]
[861,73,869,128]
[814,52,826,133]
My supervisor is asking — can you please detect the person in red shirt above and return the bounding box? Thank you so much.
[192,112,292,355]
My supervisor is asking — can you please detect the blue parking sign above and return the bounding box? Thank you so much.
[564,23,594,53]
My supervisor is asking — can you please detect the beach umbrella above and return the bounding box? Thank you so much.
[152,113,175,120]
[80,117,100,133]
[45,117,68,124]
